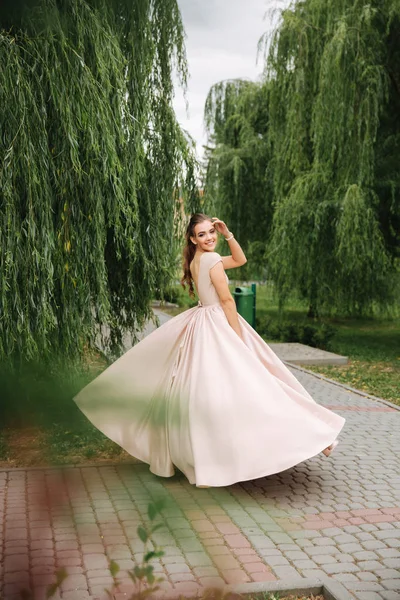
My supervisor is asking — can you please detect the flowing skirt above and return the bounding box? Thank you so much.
[74,304,345,487]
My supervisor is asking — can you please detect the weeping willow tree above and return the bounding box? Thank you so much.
[0,0,197,366]
[205,0,400,314]
[204,79,274,277]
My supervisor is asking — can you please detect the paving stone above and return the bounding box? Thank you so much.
[312,536,339,546]
[352,593,384,600]
[267,532,293,544]
[377,549,400,559]
[173,581,200,594]
[184,552,213,567]
[320,528,343,536]
[87,575,116,592]
[164,562,191,575]
[31,557,55,567]
[291,530,322,539]
[54,533,77,542]
[198,576,225,588]
[80,544,105,554]
[4,555,29,572]
[244,561,271,574]
[358,533,377,541]
[3,582,31,597]
[191,519,215,533]
[343,582,385,592]
[301,568,328,579]
[358,571,379,582]
[381,592,400,600]
[212,555,240,570]
[247,535,276,548]
[169,572,197,583]
[106,544,132,559]
[353,550,379,560]
[314,554,339,564]
[263,555,290,567]
[323,562,360,574]
[358,560,386,571]
[306,545,338,556]
[223,569,251,584]
[4,544,29,556]
[82,553,108,570]
[334,533,359,544]
[376,530,400,540]
[360,523,377,531]
[3,571,30,584]
[284,551,309,560]
[55,541,79,551]
[257,548,283,558]
[380,580,400,591]
[271,565,302,579]
[4,528,28,541]
[30,528,53,540]
[374,569,400,579]
[382,558,400,569]
[362,540,387,551]
[192,566,219,577]
[224,533,251,549]
[61,574,89,591]
[332,573,360,583]
[166,518,190,529]
[344,526,363,534]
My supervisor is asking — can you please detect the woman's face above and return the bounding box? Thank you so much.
[192,220,217,252]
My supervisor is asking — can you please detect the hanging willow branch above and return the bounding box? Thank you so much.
[205,0,400,313]
[204,79,274,276]
[0,0,197,366]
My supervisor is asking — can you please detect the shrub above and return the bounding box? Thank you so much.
[256,317,337,350]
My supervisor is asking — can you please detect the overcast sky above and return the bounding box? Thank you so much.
[173,0,284,160]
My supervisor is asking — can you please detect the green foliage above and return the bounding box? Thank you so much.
[204,79,274,278]
[255,285,400,405]
[256,316,337,350]
[205,0,400,315]
[0,0,197,366]
[0,431,8,461]
[154,283,189,307]
[106,498,167,599]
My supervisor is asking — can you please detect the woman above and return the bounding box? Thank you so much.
[74,213,345,487]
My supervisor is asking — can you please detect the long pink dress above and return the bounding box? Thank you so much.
[74,251,345,487]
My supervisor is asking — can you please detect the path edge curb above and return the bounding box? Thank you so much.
[227,577,353,600]
[286,362,400,412]
[165,577,354,600]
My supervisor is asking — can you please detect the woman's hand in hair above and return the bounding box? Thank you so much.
[211,217,230,238]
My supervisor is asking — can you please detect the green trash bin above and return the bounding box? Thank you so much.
[233,286,255,327]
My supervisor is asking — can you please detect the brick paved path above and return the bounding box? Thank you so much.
[0,369,399,600]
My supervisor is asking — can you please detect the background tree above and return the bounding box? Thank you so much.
[0,0,197,366]
[204,79,274,278]
[205,0,400,314]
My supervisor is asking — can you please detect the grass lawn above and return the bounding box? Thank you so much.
[252,284,400,407]
[0,351,131,469]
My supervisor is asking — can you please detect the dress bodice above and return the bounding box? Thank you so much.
[191,252,226,306]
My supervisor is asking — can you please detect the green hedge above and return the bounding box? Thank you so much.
[257,317,337,350]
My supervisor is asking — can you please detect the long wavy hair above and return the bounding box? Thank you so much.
[181,213,212,298]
